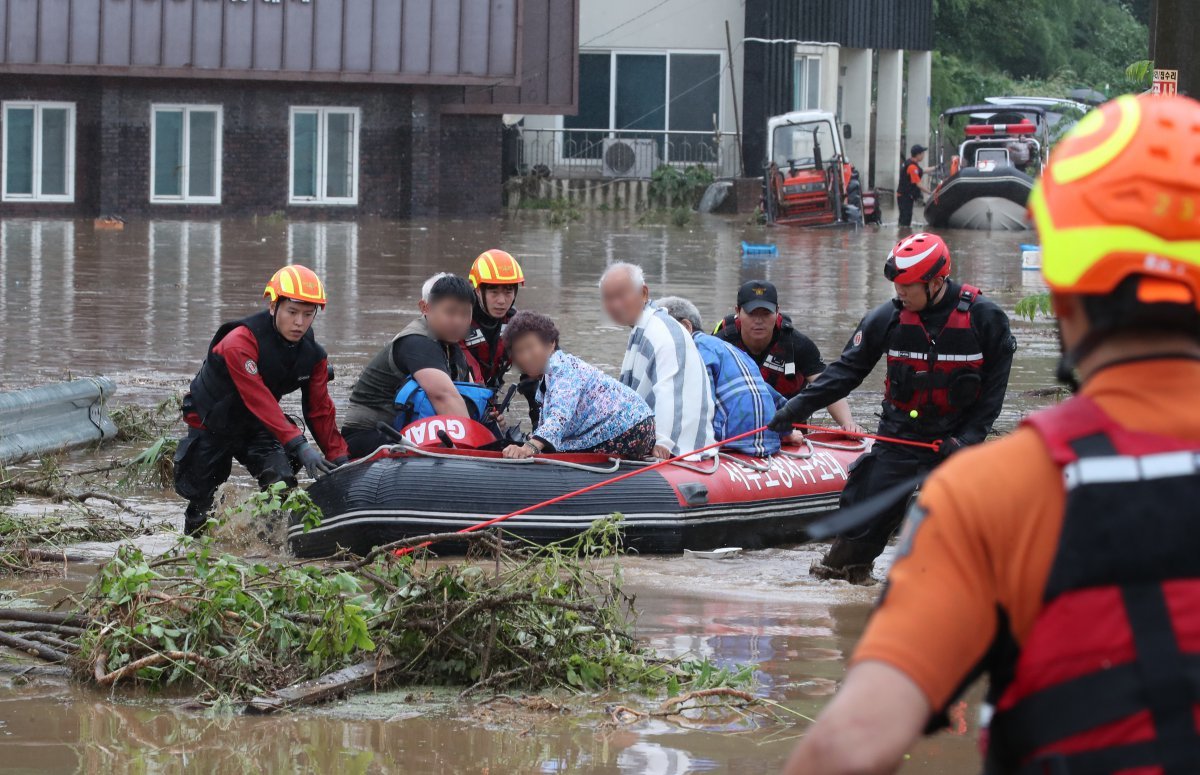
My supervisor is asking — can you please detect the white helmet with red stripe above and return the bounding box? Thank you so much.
[884,233,951,284]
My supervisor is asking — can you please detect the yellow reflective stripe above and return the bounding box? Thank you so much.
[1036,186,1200,289]
[1051,95,1140,186]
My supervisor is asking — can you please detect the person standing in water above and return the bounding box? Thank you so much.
[770,233,1016,584]
[783,92,1200,775]
[174,266,347,535]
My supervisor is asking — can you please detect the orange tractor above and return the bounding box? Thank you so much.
[763,111,880,227]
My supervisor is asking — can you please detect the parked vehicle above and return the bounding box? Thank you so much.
[763,111,881,227]
[924,104,1051,230]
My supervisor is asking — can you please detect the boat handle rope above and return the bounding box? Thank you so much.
[718,452,773,473]
[395,440,625,475]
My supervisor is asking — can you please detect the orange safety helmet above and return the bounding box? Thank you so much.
[263,265,327,308]
[469,250,525,289]
[1031,93,1200,310]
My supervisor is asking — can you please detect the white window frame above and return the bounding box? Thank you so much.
[557,49,726,164]
[793,55,822,111]
[149,104,223,205]
[288,106,360,206]
[2,101,76,203]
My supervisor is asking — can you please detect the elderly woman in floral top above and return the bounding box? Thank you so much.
[501,311,655,460]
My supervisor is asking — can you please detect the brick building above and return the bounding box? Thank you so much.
[0,0,579,219]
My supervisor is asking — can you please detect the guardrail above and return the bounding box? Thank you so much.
[517,128,744,179]
[0,377,119,464]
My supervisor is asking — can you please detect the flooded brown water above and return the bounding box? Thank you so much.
[0,213,1055,773]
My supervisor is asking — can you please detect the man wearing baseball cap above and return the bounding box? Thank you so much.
[898,144,933,227]
[714,280,858,432]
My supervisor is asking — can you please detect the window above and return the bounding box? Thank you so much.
[290,107,359,205]
[793,56,822,111]
[563,51,722,163]
[3,102,75,202]
[150,105,222,204]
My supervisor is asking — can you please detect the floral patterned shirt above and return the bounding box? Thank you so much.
[533,351,653,451]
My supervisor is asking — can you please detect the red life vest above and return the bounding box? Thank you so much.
[982,396,1200,774]
[884,285,984,426]
[461,308,514,388]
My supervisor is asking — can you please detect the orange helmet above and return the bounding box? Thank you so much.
[264,265,327,308]
[469,250,525,289]
[1032,93,1200,310]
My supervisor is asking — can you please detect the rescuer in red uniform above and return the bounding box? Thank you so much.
[770,232,1016,583]
[174,265,347,535]
[782,92,1200,775]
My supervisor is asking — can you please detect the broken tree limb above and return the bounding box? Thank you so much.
[0,621,87,637]
[13,548,96,564]
[247,657,403,714]
[0,479,134,510]
[0,609,90,627]
[95,651,214,687]
[0,631,70,663]
[659,687,756,712]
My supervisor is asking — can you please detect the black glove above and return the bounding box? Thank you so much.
[938,437,965,459]
[286,437,338,479]
[769,397,812,434]
[332,456,349,467]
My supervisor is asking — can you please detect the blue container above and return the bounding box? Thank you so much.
[741,241,778,256]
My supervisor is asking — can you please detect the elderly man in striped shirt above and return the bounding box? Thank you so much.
[600,263,717,460]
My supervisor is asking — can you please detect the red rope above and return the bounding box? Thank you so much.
[392,424,940,557]
[790,423,942,451]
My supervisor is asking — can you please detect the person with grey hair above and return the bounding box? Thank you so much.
[341,273,480,457]
[657,296,784,457]
[599,263,716,459]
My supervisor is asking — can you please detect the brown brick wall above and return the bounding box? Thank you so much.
[0,75,503,219]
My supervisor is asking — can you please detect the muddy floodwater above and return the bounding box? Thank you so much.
[0,212,1057,773]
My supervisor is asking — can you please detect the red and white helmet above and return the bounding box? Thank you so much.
[884,233,951,284]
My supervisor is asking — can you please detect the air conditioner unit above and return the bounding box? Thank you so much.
[602,138,657,178]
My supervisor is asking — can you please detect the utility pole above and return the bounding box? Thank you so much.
[1149,0,1199,96]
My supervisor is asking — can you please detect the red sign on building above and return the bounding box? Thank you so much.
[1153,69,1179,96]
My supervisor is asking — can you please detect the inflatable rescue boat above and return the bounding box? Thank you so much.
[288,416,868,558]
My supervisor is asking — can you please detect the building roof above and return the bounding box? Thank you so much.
[0,0,579,114]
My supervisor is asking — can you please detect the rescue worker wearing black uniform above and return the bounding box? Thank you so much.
[174,266,348,535]
[897,144,932,228]
[770,233,1016,583]
[715,281,859,432]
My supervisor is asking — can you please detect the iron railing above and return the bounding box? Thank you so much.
[517,128,744,179]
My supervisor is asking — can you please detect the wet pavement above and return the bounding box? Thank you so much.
[0,211,1056,773]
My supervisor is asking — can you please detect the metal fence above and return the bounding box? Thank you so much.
[517,128,744,180]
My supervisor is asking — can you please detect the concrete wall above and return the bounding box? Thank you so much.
[524,0,744,136]
[0,75,503,219]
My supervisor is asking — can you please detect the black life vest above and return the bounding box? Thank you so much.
[186,310,325,436]
[884,285,983,434]
[898,157,921,199]
[982,396,1200,774]
[716,313,807,397]
[461,307,515,388]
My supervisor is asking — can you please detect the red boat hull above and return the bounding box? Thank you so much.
[289,432,869,557]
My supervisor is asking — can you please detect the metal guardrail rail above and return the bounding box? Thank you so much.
[0,377,119,464]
